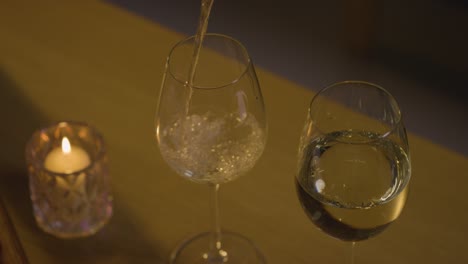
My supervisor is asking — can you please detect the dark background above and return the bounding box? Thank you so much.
[108,0,468,155]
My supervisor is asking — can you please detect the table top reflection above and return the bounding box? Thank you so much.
[0,1,467,263]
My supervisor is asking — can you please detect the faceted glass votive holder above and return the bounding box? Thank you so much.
[25,121,113,238]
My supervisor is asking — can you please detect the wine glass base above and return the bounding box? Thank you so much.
[170,231,266,264]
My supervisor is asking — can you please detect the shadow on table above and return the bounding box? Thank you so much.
[0,69,43,230]
[33,193,167,264]
[0,69,166,263]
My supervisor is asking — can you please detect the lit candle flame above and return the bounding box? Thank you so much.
[62,137,71,154]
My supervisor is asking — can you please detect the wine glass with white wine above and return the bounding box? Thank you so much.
[155,34,267,264]
[295,81,411,263]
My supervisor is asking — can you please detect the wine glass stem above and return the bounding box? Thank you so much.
[350,241,356,264]
[209,183,222,252]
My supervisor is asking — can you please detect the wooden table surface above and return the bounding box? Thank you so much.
[0,0,467,263]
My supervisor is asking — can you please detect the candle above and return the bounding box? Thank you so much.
[44,137,91,174]
[44,137,91,194]
[27,121,112,238]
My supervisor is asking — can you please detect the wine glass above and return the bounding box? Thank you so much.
[155,34,267,264]
[295,81,411,263]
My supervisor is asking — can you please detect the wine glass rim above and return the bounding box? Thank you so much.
[309,80,403,140]
[167,33,252,90]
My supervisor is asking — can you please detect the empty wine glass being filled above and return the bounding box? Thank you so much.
[155,34,267,264]
[295,81,411,263]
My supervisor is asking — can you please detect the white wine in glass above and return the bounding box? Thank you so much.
[156,33,267,264]
[296,81,411,262]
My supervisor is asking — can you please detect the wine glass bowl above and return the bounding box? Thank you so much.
[156,34,267,263]
[157,34,266,185]
[296,81,411,243]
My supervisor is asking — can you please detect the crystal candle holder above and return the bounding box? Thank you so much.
[25,121,113,238]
